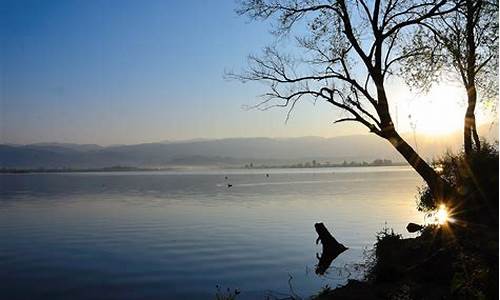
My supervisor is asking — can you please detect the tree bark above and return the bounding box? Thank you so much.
[464,80,481,154]
[472,117,481,152]
[464,117,473,155]
[464,88,481,155]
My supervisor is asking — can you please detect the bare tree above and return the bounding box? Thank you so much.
[230,0,461,200]
[400,0,498,156]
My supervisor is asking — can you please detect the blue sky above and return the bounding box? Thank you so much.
[1,0,368,145]
[1,0,488,145]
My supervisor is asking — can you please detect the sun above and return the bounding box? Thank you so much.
[436,204,449,225]
[401,84,465,136]
[428,203,457,226]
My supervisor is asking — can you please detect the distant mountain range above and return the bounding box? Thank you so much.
[1,124,497,169]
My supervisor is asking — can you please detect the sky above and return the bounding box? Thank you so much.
[0,0,496,145]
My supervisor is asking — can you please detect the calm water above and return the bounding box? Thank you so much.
[0,167,424,299]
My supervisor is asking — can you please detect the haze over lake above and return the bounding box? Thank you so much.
[2,124,497,172]
[0,166,424,299]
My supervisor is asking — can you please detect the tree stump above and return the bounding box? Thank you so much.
[314,222,348,275]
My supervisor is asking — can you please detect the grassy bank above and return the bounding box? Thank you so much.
[317,143,499,299]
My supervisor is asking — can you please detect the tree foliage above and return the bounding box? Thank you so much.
[401,0,498,98]
[400,0,498,155]
[231,0,460,198]
[232,0,460,135]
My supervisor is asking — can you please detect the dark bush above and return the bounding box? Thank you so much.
[417,141,498,226]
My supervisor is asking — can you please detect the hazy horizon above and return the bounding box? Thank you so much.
[2,123,497,170]
[3,123,498,147]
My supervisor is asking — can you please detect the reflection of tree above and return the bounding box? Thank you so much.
[314,223,347,275]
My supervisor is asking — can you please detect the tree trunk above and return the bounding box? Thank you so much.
[472,117,480,152]
[464,0,481,156]
[464,119,473,155]
[373,75,455,201]
[385,130,454,201]
[314,223,347,275]
[464,84,481,155]
[373,74,456,202]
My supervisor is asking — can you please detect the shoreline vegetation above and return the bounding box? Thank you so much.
[244,159,406,169]
[0,159,407,174]
[314,144,499,300]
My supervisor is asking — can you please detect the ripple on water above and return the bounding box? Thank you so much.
[0,169,423,299]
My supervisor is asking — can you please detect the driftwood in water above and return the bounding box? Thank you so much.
[314,222,348,275]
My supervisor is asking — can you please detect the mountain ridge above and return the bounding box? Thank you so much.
[1,125,497,169]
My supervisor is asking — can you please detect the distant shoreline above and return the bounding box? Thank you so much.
[243,159,408,169]
[0,162,408,174]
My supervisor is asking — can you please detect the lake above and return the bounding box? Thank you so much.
[0,167,424,299]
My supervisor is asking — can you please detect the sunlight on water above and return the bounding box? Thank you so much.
[0,167,424,299]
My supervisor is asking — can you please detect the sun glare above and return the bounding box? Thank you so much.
[401,84,466,136]
[436,204,450,225]
[422,203,453,226]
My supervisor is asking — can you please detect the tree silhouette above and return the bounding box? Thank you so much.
[231,0,460,200]
[400,0,498,156]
